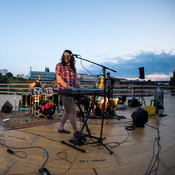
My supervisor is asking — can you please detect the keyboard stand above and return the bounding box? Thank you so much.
[61,94,102,153]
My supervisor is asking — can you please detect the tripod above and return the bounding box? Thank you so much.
[61,55,116,154]
[138,80,146,106]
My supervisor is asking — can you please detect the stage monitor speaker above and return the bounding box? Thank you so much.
[131,107,148,127]
[2,101,13,113]
[139,67,145,79]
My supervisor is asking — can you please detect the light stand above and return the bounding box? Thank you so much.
[72,55,116,154]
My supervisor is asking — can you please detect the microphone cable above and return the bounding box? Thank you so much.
[0,136,50,174]
[80,59,93,77]
[79,59,104,88]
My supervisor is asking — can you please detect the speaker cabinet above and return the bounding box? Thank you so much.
[139,67,145,79]
[2,101,13,113]
[131,107,148,127]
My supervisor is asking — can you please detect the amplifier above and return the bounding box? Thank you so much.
[2,101,13,113]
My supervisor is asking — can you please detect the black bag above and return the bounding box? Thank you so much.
[128,97,141,107]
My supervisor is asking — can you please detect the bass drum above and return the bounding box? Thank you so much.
[40,99,56,119]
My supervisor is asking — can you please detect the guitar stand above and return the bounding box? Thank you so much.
[61,94,113,154]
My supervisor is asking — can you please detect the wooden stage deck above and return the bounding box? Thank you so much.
[0,95,175,175]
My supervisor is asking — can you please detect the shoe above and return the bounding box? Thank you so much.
[58,129,71,134]
[73,131,86,137]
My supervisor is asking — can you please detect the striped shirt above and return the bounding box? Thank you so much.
[55,63,77,90]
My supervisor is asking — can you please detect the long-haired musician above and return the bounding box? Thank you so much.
[55,49,84,137]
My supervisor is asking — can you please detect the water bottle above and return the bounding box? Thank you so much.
[21,108,28,112]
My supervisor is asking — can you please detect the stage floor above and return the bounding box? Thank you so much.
[0,95,175,175]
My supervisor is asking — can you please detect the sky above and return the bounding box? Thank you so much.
[0,0,175,81]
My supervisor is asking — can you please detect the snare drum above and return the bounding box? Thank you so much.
[44,87,54,97]
[40,99,56,119]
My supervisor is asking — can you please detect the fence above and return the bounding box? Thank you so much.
[0,83,175,97]
[112,84,175,97]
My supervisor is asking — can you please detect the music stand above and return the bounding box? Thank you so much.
[61,55,116,154]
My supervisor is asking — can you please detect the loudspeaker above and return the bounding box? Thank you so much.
[131,107,148,127]
[2,101,13,113]
[139,67,145,79]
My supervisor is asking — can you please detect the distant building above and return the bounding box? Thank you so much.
[28,70,55,83]
[17,74,24,78]
[17,74,28,79]
[0,69,8,75]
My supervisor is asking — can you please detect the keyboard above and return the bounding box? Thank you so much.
[56,88,104,96]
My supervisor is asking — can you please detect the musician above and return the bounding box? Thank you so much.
[106,72,115,99]
[29,74,42,91]
[55,49,84,137]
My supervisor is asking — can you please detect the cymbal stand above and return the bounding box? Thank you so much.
[32,89,46,118]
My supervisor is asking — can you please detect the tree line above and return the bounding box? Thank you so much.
[0,72,25,83]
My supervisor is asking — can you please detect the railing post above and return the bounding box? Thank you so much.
[8,84,9,95]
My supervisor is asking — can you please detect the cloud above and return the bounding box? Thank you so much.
[146,73,173,81]
[78,50,175,81]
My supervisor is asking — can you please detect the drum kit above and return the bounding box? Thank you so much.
[20,87,59,119]
[20,86,118,119]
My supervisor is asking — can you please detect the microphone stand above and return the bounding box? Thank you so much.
[75,55,116,154]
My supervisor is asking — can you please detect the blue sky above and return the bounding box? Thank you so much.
[0,0,175,80]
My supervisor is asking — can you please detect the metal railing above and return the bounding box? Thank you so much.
[0,83,175,97]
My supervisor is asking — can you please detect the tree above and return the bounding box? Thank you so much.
[1,75,8,83]
[6,72,13,78]
[0,73,2,83]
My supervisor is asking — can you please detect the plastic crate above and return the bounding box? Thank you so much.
[143,106,156,116]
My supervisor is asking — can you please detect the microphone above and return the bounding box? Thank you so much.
[72,54,80,57]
